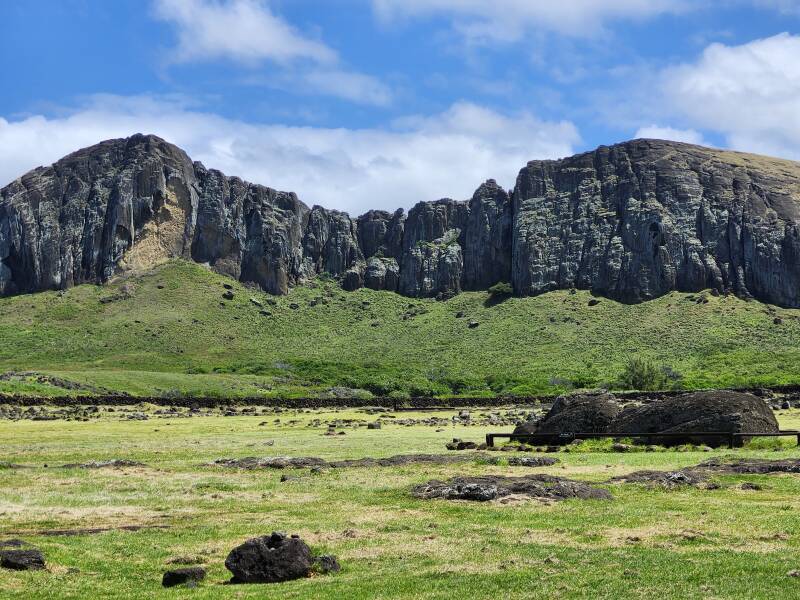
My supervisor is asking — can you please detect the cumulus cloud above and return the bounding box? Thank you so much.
[372,0,692,41]
[152,0,390,106]
[153,0,336,65]
[0,95,579,216]
[658,32,800,159]
[634,125,709,146]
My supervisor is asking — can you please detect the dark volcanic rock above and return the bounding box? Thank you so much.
[695,458,800,474]
[463,180,513,290]
[313,555,341,574]
[412,474,611,502]
[512,139,800,306]
[363,256,400,291]
[0,548,45,570]
[5,135,800,306]
[162,566,206,587]
[225,532,313,584]
[611,390,779,447]
[212,453,492,470]
[302,206,363,278]
[610,469,708,488]
[62,459,146,469]
[513,392,620,441]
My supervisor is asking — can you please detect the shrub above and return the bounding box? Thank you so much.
[618,357,670,391]
[488,281,514,296]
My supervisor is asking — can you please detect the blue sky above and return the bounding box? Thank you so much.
[1,0,799,214]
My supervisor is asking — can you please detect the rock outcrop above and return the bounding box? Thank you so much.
[612,390,779,447]
[3,134,800,306]
[513,139,800,306]
[513,392,621,439]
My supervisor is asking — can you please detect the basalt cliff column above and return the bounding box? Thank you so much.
[3,134,800,307]
[511,139,800,306]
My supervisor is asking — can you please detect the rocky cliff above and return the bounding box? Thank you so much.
[2,135,800,306]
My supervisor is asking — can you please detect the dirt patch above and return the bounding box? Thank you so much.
[210,453,511,470]
[6,525,170,537]
[695,458,800,474]
[609,470,709,488]
[412,474,611,502]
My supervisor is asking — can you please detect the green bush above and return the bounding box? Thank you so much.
[488,281,514,296]
[618,357,671,391]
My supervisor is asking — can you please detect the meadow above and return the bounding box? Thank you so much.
[2,406,800,598]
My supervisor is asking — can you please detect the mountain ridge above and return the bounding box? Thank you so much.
[2,134,800,305]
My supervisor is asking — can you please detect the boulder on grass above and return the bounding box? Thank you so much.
[611,391,779,447]
[162,566,206,588]
[0,548,45,570]
[512,392,620,444]
[225,532,313,584]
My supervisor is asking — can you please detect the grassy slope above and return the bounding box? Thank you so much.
[2,410,800,598]
[1,259,799,398]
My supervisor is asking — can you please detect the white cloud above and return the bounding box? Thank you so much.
[373,0,691,42]
[300,70,393,107]
[658,32,800,159]
[152,0,391,106]
[634,125,709,146]
[0,95,579,216]
[153,0,336,65]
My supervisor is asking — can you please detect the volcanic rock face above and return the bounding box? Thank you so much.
[513,140,800,306]
[3,135,800,306]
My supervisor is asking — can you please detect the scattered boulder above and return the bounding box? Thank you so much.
[249,298,263,307]
[211,456,328,470]
[610,470,708,489]
[611,391,779,447]
[222,290,235,301]
[0,548,45,570]
[739,482,763,491]
[213,453,498,470]
[505,456,559,467]
[367,422,381,430]
[588,299,601,306]
[62,459,146,469]
[446,438,478,450]
[467,320,479,329]
[162,566,206,588]
[513,392,620,443]
[225,532,313,584]
[695,458,800,474]
[412,474,611,502]
[313,555,341,575]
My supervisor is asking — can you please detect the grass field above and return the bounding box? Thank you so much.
[2,407,800,598]
[1,260,800,399]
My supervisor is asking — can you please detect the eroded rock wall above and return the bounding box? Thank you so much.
[3,134,800,306]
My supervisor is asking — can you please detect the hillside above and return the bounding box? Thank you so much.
[1,260,799,399]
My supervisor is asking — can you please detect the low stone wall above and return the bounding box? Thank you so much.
[2,385,799,408]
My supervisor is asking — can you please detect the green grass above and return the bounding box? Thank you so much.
[3,408,800,598]
[1,259,800,398]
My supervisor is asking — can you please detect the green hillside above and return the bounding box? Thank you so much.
[1,260,799,399]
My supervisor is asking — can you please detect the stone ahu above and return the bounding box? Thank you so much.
[3,134,800,306]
